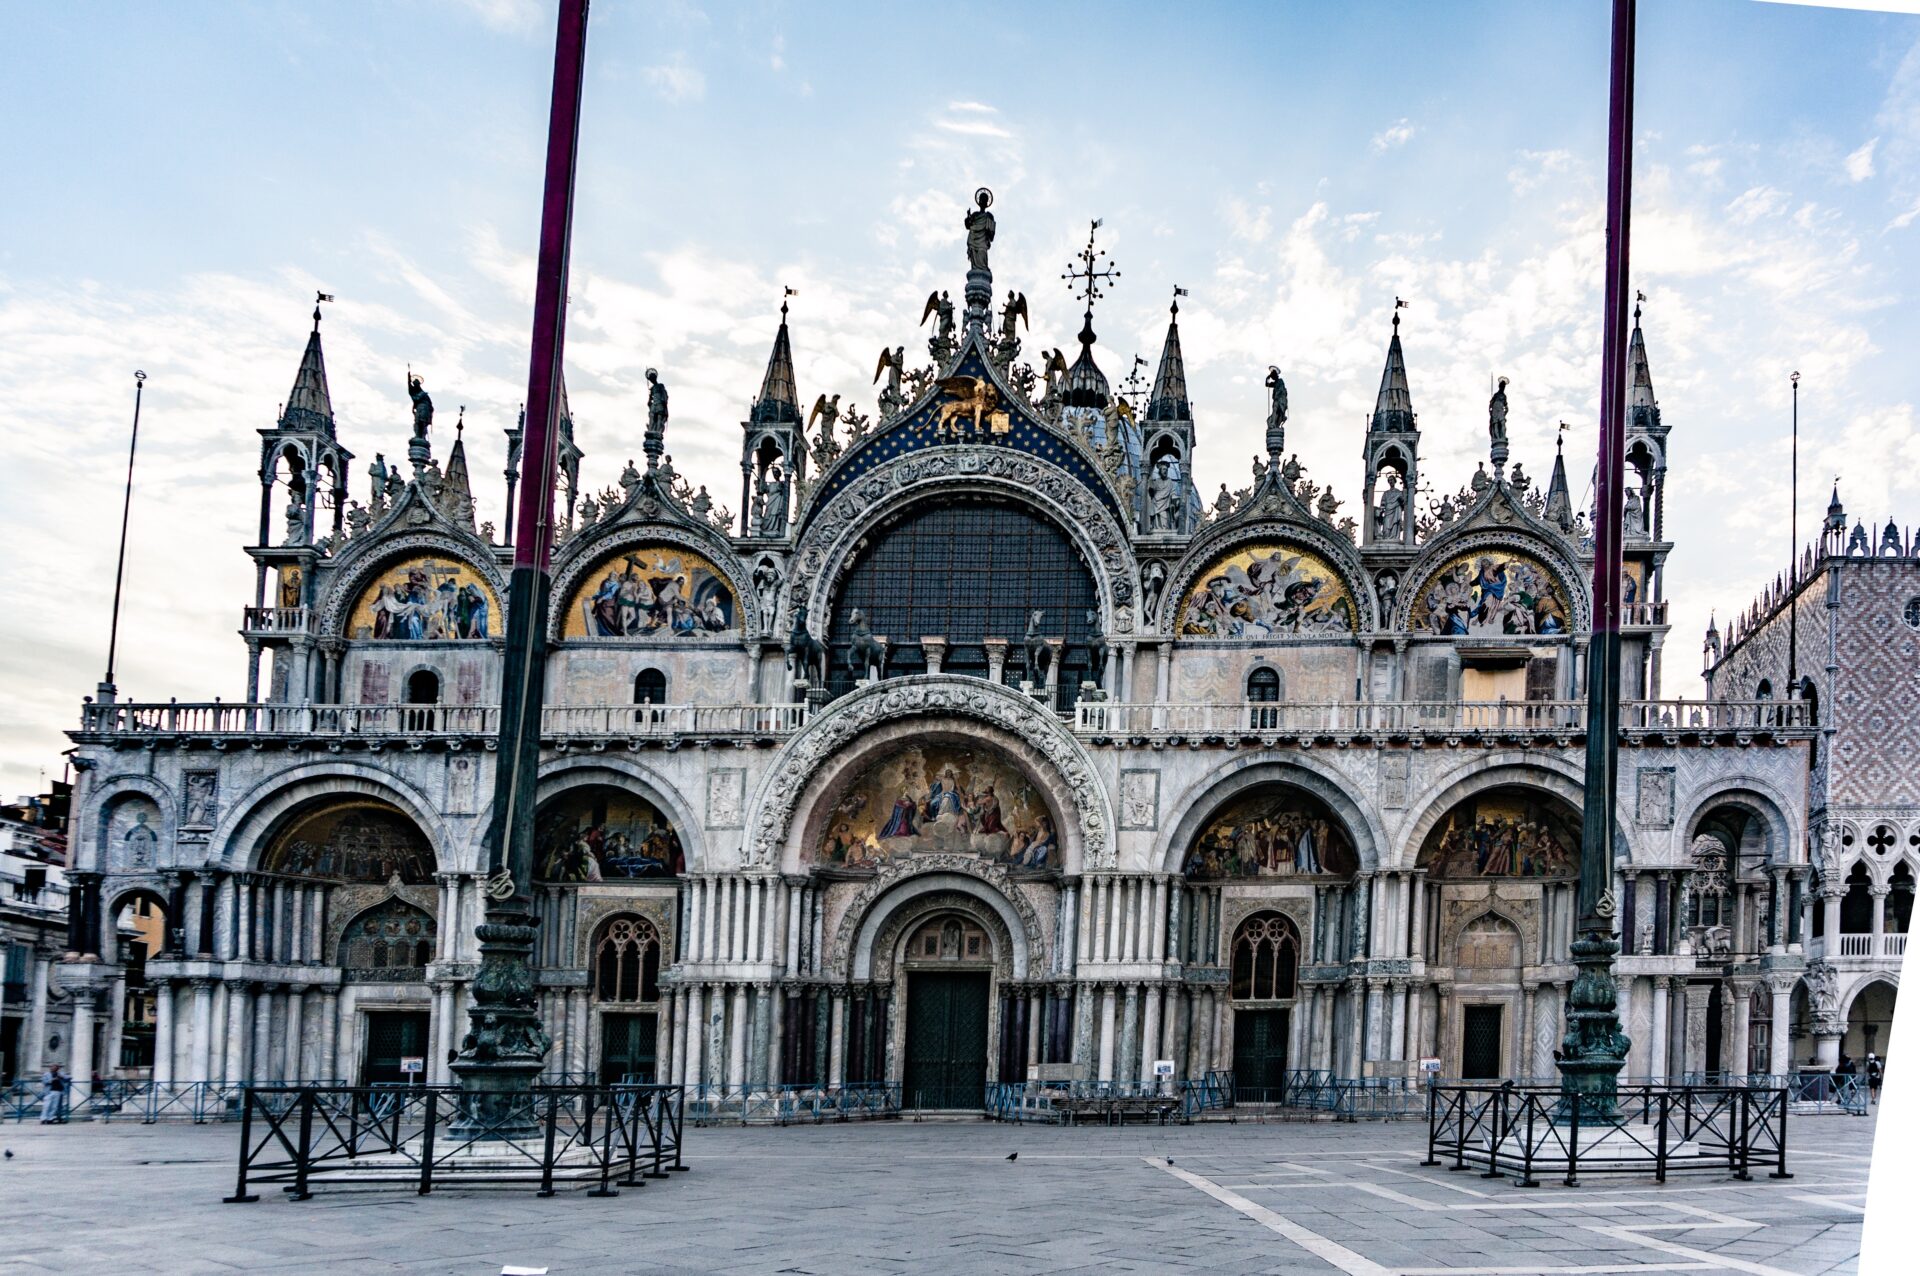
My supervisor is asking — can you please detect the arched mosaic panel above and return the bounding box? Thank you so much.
[536,786,684,881]
[1181,786,1357,881]
[1418,787,1580,879]
[347,555,499,641]
[812,743,1060,873]
[561,545,737,639]
[260,800,436,883]
[1408,549,1570,637]
[1175,543,1358,637]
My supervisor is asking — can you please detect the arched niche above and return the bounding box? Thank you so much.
[345,553,499,642]
[256,798,436,884]
[590,913,663,1003]
[336,896,437,977]
[1681,782,1797,868]
[1172,541,1360,638]
[560,543,740,640]
[1416,785,1581,881]
[535,784,684,882]
[101,793,164,873]
[1406,545,1575,638]
[807,737,1063,876]
[1179,784,1359,882]
[536,758,703,874]
[843,868,1038,982]
[1158,757,1382,877]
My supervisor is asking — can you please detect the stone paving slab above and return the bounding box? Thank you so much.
[0,1112,1871,1274]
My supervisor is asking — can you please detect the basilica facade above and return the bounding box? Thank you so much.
[50,205,1822,1105]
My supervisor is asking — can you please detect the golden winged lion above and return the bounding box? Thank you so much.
[934,375,1004,439]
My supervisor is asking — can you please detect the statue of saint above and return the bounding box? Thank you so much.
[1265,365,1289,426]
[1375,471,1407,540]
[964,188,996,271]
[1488,376,1509,446]
[619,458,641,494]
[407,373,433,439]
[758,463,789,536]
[367,453,389,505]
[1147,458,1180,533]
[645,368,669,460]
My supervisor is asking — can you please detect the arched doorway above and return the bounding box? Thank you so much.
[1847,980,1897,1063]
[591,914,663,1084]
[1452,914,1522,1079]
[900,915,993,1109]
[106,891,169,1071]
[338,896,437,1085]
[1229,911,1300,1099]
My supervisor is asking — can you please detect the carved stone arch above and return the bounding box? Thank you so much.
[534,756,707,872]
[1840,973,1901,1024]
[210,762,454,874]
[745,674,1113,872]
[326,880,440,967]
[837,865,1043,982]
[546,520,759,642]
[1680,780,1801,870]
[1157,754,1385,876]
[1441,903,1528,972]
[317,530,508,641]
[87,773,177,874]
[1396,527,1590,636]
[1161,517,1377,634]
[1400,755,1616,871]
[786,448,1138,638]
[101,882,174,964]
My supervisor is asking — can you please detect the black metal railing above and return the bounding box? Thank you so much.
[1424,1081,1790,1186]
[223,1084,686,1200]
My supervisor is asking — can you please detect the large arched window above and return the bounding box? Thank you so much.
[1230,912,1299,1001]
[593,915,662,1003]
[339,897,436,978]
[1247,667,1281,729]
[828,496,1099,703]
[406,669,441,704]
[634,669,667,704]
[1841,862,1874,934]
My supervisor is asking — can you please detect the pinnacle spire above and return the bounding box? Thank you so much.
[1145,289,1191,422]
[751,296,801,425]
[1062,307,1111,409]
[1370,304,1415,434]
[1628,297,1660,429]
[280,304,335,434]
[1544,427,1574,531]
[442,412,475,529]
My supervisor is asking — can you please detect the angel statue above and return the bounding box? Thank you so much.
[964,188,996,272]
[996,290,1028,362]
[922,289,956,339]
[808,393,841,449]
[873,345,906,419]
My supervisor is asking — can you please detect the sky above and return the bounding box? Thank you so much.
[2,0,1918,797]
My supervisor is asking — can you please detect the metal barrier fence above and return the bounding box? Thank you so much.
[682,1082,902,1125]
[223,1084,687,1200]
[985,1080,1182,1125]
[1425,1082,1791,1186]
[4,1079,351,1124]
[1680,1071,1867,1115]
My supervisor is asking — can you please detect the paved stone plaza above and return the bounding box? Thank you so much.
[0,1114,1870,1274]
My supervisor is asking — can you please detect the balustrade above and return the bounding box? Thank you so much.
[77,700,809,740]
[240,606,313,636]
[1071,698,1805,737]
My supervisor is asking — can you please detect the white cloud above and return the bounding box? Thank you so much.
[1507,149,1575,196]
[445,0,542,33]
[1370,119,1415,152]
[770,35,785,73]
[1890,194,1920,230]
[644,56,706,104]
[1725,185,1788,224]
[1846,137,1879,182]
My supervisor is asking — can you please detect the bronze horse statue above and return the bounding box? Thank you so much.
[787,607,828,685]
[847,608,887,680]
[1023,609,1053,683]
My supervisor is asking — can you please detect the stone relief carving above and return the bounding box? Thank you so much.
[870,890,1017,983]
[826,852,1050,981]
[706,768,746,831]
[745,677,1113,870]
[1635,767,1675,829]
[1119,770,1160,831]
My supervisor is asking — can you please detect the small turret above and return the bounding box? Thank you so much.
[1360,301,1419,548]
[741,295,805,538]
[1139,289,1195,536]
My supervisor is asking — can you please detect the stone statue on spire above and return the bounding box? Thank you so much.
[408,372,434,439]
[1265,365,1289,428]
[645,368,669,470]
[964,188,996,272]
[1488,377,1509,447]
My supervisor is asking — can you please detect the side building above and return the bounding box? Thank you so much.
[1704,492,1915,1070]
[53,208,1821,1104]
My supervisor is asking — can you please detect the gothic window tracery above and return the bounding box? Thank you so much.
[1688,834,1731,930]
[1230,911,1299,1001]
[592,915,662,1003]
[339,897,435,979]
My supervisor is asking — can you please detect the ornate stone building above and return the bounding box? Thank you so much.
[1702,492,1916,1071]
[54,206,1820,1104]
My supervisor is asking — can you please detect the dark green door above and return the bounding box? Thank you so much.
[904,971,989,1109]
[1232,1008,1290,1100]
[362,1011,429,1085]
[601,1012,658,1085]
[1460,1005,1503,1080]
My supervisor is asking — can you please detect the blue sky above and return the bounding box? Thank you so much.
[3,0,1918,793]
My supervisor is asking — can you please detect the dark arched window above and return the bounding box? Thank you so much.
[1247,667,1281,729]
[828,496,1099,703]
[1841,862,1874,934]
[406,669,440,704]
[1230,911,1299,1001]
[1890,863,1914,935]
[634,669,667,704]
[1755,678,1773,702]
[593,915,662,1003]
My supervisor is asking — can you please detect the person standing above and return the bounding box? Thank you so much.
[1867,1053,1884,1104]
[40,1063,68,1124]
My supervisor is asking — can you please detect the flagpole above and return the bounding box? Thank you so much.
[99,370,148,705]
[451,0,591,1136]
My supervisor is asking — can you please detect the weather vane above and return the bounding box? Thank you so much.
[1120,354,1150,414]
[1063,218,1120,309]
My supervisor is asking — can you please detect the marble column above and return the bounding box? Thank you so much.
[251,985,274,1083]
[828,989,847,1087]
[1097,986,1117,1082]
[1139,984,1162,1082]
[67,992,96,1095]
[1768,979,1792,1075]
[1683,982,1711,1077]
[1389,980,1408,1063]
[1648,978,1670,1082]
[1403,983,1425,1065]
[225,983,252,1084]
[1362,980,1384,1066]
[687,987,708,1090]
[103,974,128,1079]
[188,979,214,1081]
[285,988,307,1082]
[22,958,51,1075]
[1729,981,1754,1078]
[728,984,750,1088]
[319,989,340,1083]
[152,980,177,1086]
[1026,992,1042,1074]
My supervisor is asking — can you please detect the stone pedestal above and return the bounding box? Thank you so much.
[451,906,552,1139]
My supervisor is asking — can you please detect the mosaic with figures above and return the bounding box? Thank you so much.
[562,545,736,639]
[260,801,436,883]
[348,557,497,641]
[537,786,685,881]
[1409,550,1570,637]
[1176,543,1358,637]
[814,744,1059,872]
[1182,786,1357,880]
[1419,788,1579,879]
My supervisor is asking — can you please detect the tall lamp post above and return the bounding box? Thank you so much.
[99,370,148,705]
[1558,0,1637,1119]
[451,0,592,1136]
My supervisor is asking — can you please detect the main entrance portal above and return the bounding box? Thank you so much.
[1232,1008,1290,1098]
[361,1010,429,1085]
[904,971,990,1109]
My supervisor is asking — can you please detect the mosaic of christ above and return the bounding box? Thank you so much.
[815,745,1060,872]
[1419,789,1579,879]
[1182,787,1356,881]
[1176,544,1358,637]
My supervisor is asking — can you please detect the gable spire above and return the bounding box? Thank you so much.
[1544,422,1574,531]
[1628,293,1660,430]
[280,297,336,434]
[1370,299,1415,434]
[1145,287,1191,422]
[751,292,801,425]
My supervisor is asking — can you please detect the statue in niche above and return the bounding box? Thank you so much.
[1488,376,1509,448]
[1147,457,1182,533]
[756,463,790,536]
[645,368,669,463]
[1374,471,1407,540]
[407,373,433,438]
[1624,487,1646,538]
[1375,570,1398,622]
[753,557,782,630]
[283,495,308,546]
[964,188,996,272]
[1140,560,1167,625]
[1265,365,1289,427]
